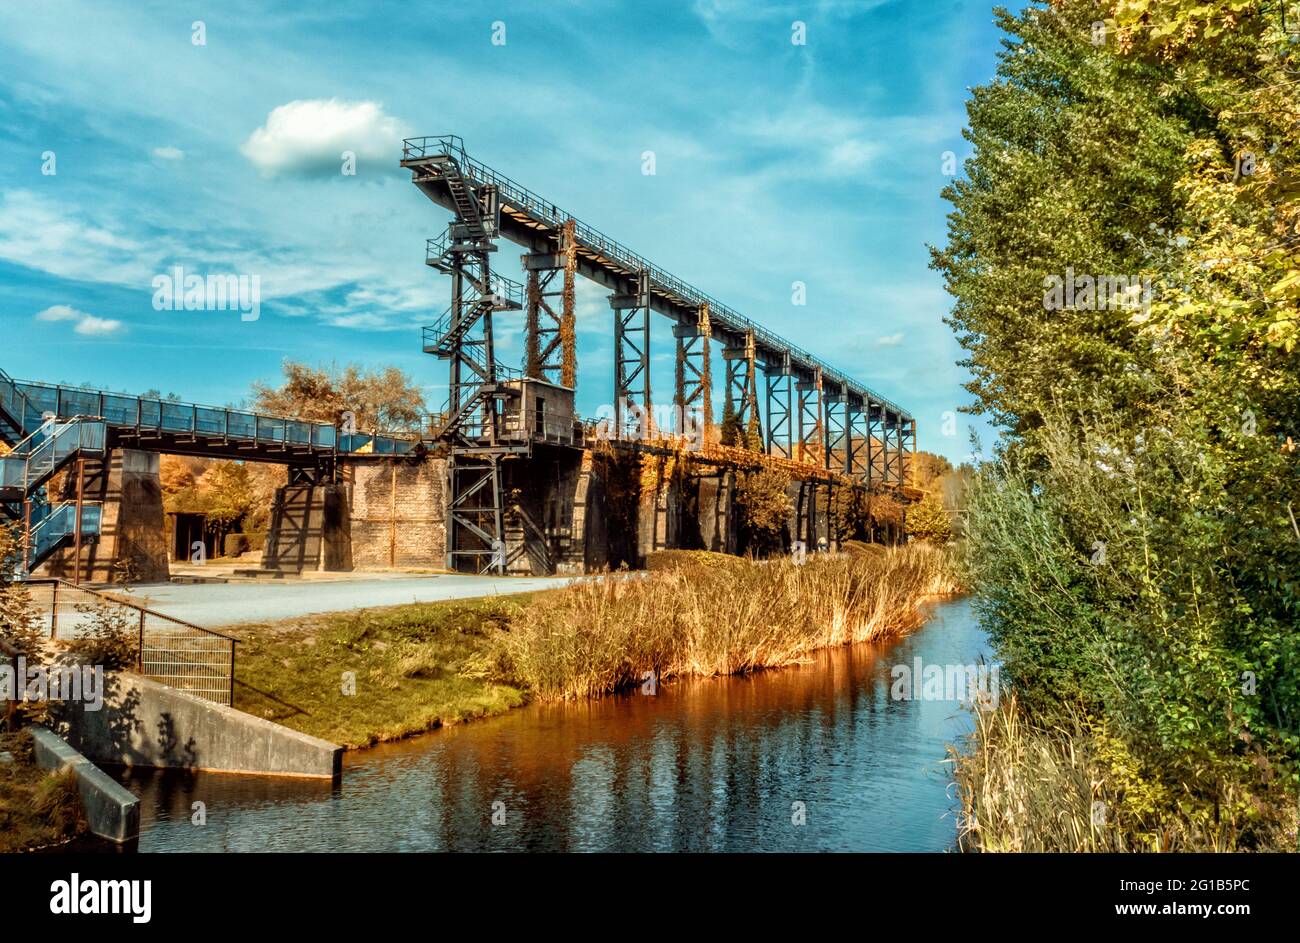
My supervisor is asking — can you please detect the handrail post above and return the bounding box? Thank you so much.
[138,609,145,672]
[72,457,84,586]
[50,580,58,640]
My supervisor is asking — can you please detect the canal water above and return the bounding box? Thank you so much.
[121,596,990,852]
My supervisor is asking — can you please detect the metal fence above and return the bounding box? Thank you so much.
[23,579,235,706]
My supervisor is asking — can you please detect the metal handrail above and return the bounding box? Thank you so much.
[10,379,419,455]
[22,578,237,707]
[401,136,914,420]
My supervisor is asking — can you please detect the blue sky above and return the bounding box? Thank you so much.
[0,0,1015,464]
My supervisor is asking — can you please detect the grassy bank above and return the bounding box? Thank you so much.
[231,596,530,749]
[0,730,88,853]
[951,697,1299,853]
[231,545,957,748]
[476,543,959,701]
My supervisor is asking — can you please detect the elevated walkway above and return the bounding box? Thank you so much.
[5,373,415,464]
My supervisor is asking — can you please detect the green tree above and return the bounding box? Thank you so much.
[934,0,1300,839]
[251,361,427,433]
[734,468,792,556]
[905,493,952,544]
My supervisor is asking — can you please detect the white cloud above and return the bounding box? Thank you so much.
[875,332,905,348]
[35,305,125,337]
[74,314,124,335]
[240,99,411,178]
[35,304,82,322]
[152,146,184,160]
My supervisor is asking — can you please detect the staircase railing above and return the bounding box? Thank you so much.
[22,579,235,706]
[0,368,43,440]
[23,502,101,572]
[0,418,107,495]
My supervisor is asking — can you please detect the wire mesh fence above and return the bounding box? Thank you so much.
[22,579,235,706]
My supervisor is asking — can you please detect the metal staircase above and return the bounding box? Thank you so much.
[0,372,104,576]
[0,368,42,444]
[0,418,107,496]
[410,139,525,573]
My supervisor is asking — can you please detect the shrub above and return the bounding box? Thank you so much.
[64,600,138,671]
[905,492,952,543]
[734,468,792,556]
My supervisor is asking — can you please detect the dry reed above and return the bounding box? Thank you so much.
[478,543,959,701]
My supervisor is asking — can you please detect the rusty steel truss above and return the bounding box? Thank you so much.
[402,135,917,570]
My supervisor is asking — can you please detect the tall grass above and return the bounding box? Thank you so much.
[951,695,1298,853]
[477,543,959,700]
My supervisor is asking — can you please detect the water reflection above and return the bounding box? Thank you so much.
[123,597,988,852]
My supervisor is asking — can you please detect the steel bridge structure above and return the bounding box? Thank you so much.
[0,369,413,576]
[402,135,917,573]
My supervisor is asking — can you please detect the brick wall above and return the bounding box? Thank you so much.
[347,459,446,569]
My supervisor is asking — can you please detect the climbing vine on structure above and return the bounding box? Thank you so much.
[560,218,578,389]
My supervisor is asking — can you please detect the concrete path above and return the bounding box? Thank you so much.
[119,574,576,628]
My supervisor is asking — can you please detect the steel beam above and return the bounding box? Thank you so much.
[796,368,824,466]
[764,351,793,459]
[610,270,652,441]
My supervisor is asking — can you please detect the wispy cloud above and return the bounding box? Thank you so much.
[35,304,125,336]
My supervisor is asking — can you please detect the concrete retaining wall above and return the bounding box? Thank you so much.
[55,673,342,780]
[29,724,140,844]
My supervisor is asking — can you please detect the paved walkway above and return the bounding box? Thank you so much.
[121,574,576,628]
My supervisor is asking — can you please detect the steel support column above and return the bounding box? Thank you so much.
[796,368,824,466]
[867,402,886,484]
[521,218,577,388]
[765,351,793,459]
[824,391,847,474]
[673,302,713,443]
[610,270,652,441]
[846,397,868,477]
[722,330,760,448]
[882,410,902,486]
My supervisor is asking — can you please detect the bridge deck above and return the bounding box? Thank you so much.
[5,379,415,464]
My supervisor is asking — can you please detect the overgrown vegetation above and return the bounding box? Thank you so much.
[734,467,792,555]
[934,1,1300,849]
[476,545,958,701]
[0,730,88,853]
[230,597,530,749]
